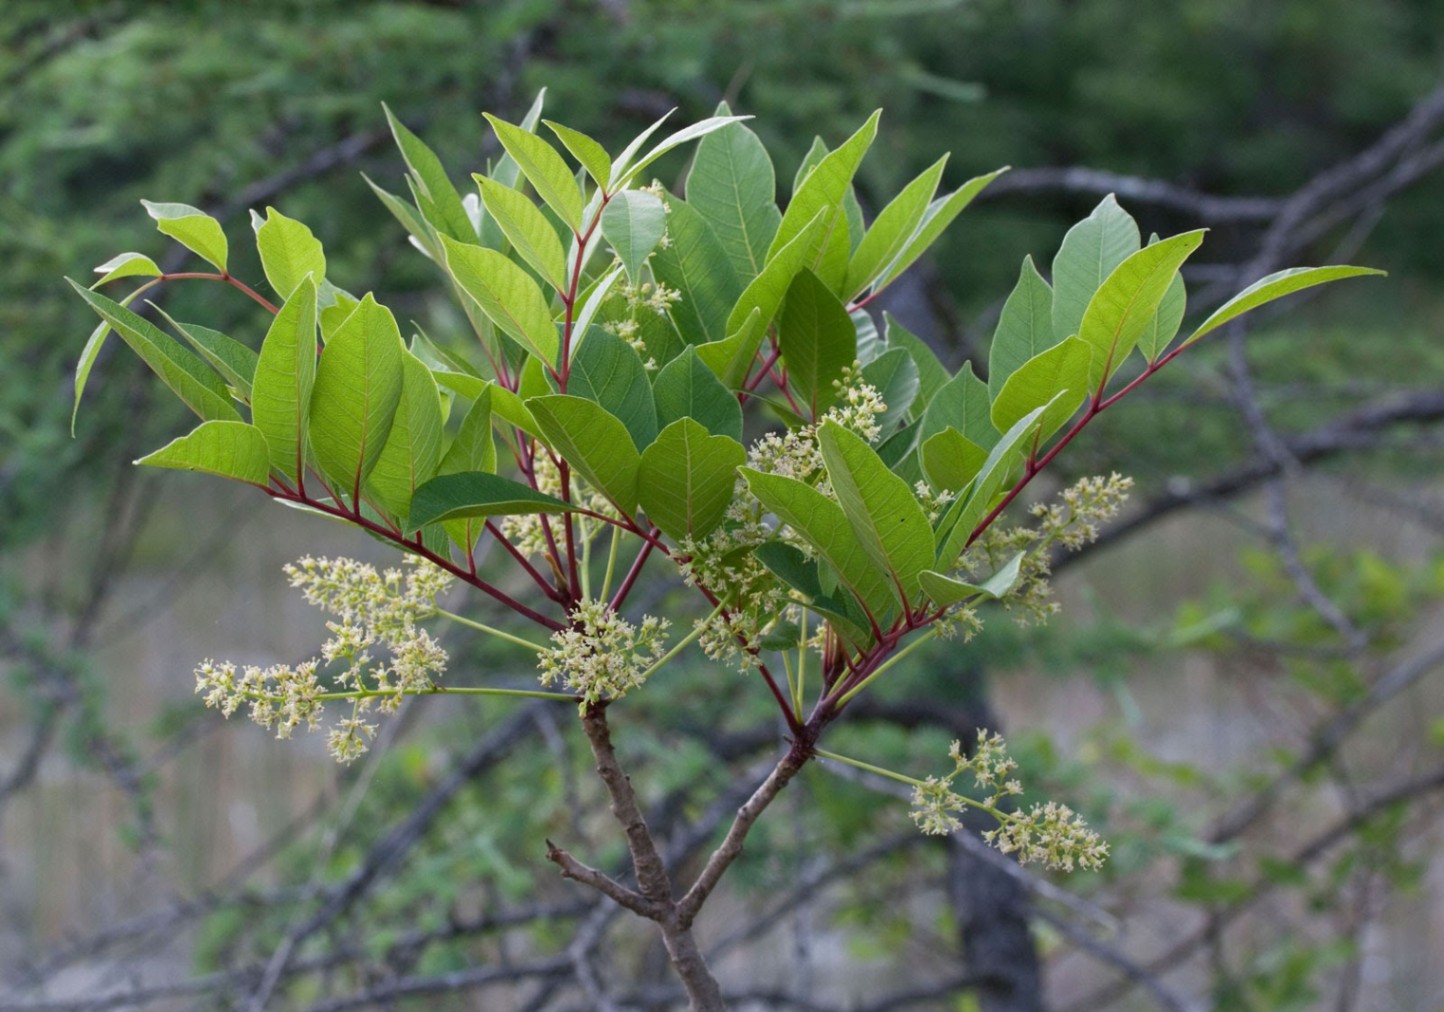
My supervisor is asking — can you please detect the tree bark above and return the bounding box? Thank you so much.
[948,828,1046,1012]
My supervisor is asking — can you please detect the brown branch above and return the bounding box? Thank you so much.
[560,704,728,1011]
[577,704,676,906]
[545,840,655,918]
[676,746,809,926]
[982,166,1284,222]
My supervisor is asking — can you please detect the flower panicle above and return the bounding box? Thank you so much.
[958,472,1134,628]
[908,729,1108,874]
[194,555,455,763]
[539,598,670,709]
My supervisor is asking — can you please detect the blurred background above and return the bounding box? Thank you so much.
[5,2,1444,1009]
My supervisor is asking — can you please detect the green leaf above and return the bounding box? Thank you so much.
[601,189,668,284]
[308,293,405,496]
[252,206,326,299]
[250,276,318,481]
[368,351,444,522]
[568,328,658,449]
[818,421,934,600]
[409,471,576,528]
[767,111,880,292]
[382,103,475,242]
[475,178,569,294]
[1078,229,1205,387]
[611,114,752,191]
[919,362,995,451]
[488,383,546,444]
[320,292,360,342]
[726,208,829,336]
[154,310,258,401]
[440,387,496,475]
[364,173,440,259]
[990,336,1093,443]
[919,552,1025,606]
[1138,241,1188,363]
[760,620,803,651]
[686,112,781,281]
[527,394,641,515]
[933,404,1051,569]
[73,288,137,433]
[637,418,745,541]
[1183,266,1386,348]
[441,235,559,367]
[741,467,896,627]
[630,299,688,370]
[853,309,884,364]
[411,328,482,380]
[436,388,496,550]
[877,421,920,473]
[987,255,1056,399]
[777,269,857,418]
[68,281,238,423]
[1050,194,1140,342]
[483,113,584,231]
[803,594,875,652]
[793,137,829,191]
[844,155,946,298]
[859,347,919,432]
[920,428,988,493]
[489,88,548,192]
[754,542,822,599]
[427,366,485,405]
[694,307,765,390]
[135,420,271,486]
[543,120,612,189]
[518,354,552,401]
[653,346,743,442]
[884,313,948,416]
[571,264,626,340]
[873,168,1007,293]
[141,200,228,271]
[609,110,674,189]
[92,252,161,286]
[651,196,742,345]
[844,187,865,256]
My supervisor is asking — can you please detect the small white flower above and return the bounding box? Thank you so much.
[194,554,455,763]
[908,731,1108,873]
[539,598,671,708]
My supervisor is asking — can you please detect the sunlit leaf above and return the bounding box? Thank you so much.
[638,419,745,541]
[135,420,271,486]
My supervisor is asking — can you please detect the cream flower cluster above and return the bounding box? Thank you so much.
[982,800,1110,873]
[675,522,783,672]
[617,278,682,316]
[674,379,890,671]
[538,598,670,709]
[910,731,1108,873]
[744,371,890,487]
[194,555,454,763]
[960,472,1133,626]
